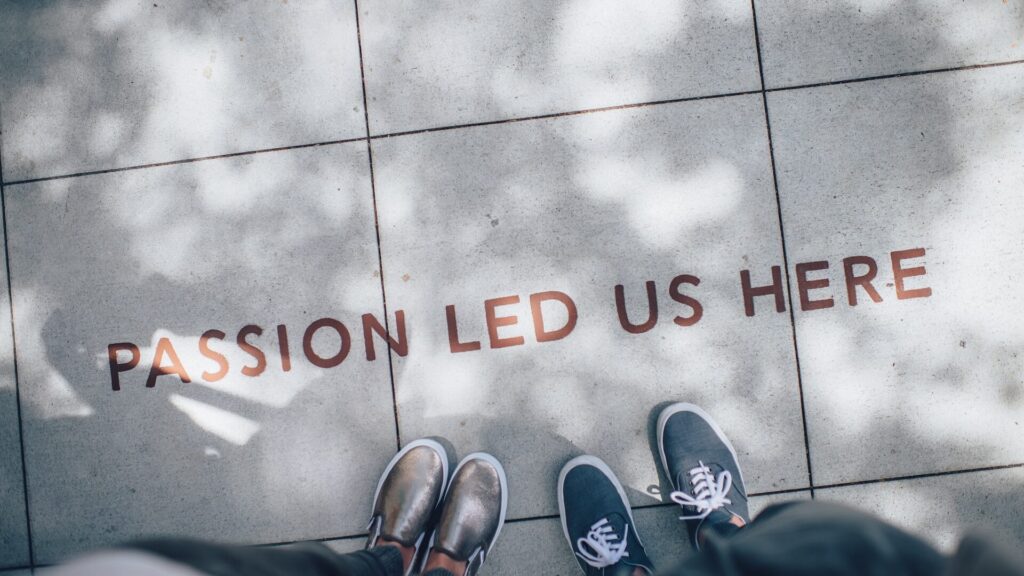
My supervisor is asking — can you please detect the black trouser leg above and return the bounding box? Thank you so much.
[124,539,404,576]
[659,501,947,576]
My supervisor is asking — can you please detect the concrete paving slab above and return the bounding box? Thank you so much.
[5,143,396,563]
[0,0,366,182]
[486,491,810,575]
[359,0,761,135]
[755,0,1024,88]
[0,232,29,569]
[768,65,1024,485]
[819,467,1024,552]
[374,94,809,521]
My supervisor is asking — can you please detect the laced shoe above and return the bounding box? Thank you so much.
[657,403,749,549]
[366,439,449,575]
[558,455,655,575]
[421,453,508,576]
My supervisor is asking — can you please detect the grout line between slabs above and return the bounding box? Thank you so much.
[353,0,402,452]
[6,58,1024,187]
[366,89,761,140]
[4,136,367,186]
[9,462,1023,571]
[750,0,815,498]
[252,461,1024,548]
[764,57,1024,93]
[812,461,1024,492]
[0,101,36,567]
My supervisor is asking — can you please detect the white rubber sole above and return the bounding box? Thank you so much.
[370,438,450,521]
[557,454,645,551]
[656,402,746,490]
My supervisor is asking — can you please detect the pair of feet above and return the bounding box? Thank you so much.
[558,403,750,574]
[366,441,507,576]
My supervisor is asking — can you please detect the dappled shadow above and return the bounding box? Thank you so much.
[373,90,807,522]
[0,0,1020,571]
[5,144,399,562]
[754,0,1024,88]
[0,0,365,181]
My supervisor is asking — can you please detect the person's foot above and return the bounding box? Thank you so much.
[657,403,749,549]
[421,453,508,576]
[366,438,449,575]
[558,455,654,576]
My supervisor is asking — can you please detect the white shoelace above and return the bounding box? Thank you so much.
[575,518,631,568]
[669,460,733,521]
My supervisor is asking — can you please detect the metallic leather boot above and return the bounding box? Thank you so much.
[366,438,449,576]
[422,453,508,576]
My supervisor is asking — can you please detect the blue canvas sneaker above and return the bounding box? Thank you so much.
[558,455,655,575]
[657,403,749,549]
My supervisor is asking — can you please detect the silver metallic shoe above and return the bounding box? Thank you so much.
[366,438,450,576]
[422,452,508,576]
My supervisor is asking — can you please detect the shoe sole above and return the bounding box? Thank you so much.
[557,454,646,553]
[423,451,509,567]
[370,438,450,521]
[656,403,746,492]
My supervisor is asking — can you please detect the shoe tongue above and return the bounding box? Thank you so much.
[603,511,628,530]
[597,511,633,544]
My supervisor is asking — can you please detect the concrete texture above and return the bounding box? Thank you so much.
[0,0,366,182]
[0,238,28,569]
[756,0,1024,88]
[0,0,1022,573]
[321,537,366,556]
[359,0,761,134]
[820,468,1024,552]
[768,65,1024,486]
[5,143,397,563]
[486,491,810,575]
[373,94,808,521]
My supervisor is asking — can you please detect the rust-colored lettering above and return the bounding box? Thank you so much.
[146,337,192,388]
[362,310,408,361]
[843,256,882,306]
[615,281,659,334]
[892,248,932,300]
[199,329,229,382]
[277,324,292,372]
[740,267,786,317]
[303,318,351,368]
[530,291,578,343]
[108,342,140,391]
[669,274,703,327]
[796,260,834,311]
[446,305,481,353]
[237,325,266,377]
[485,295,525,349]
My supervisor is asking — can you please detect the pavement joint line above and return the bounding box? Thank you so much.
[365,89,763,140]
[749,0,816,498]
[352,0,402,451]
[811,461,1024,492]
[257,462,1024,545]
[5,58,1023,187]
[7,464,1024,571]
[0,101,37,567]
[762,57,1024,94]
[2,136,368,186]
